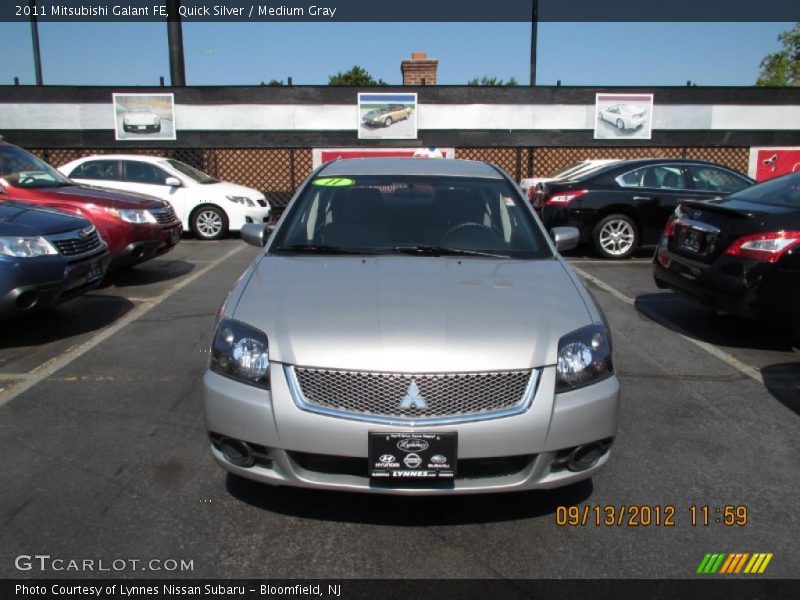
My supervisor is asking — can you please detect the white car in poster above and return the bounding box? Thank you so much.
[59,155,271,240]
[121,107,162,133]
[598,104,648,130]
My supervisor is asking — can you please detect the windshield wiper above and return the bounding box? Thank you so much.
[274,244,379,255]
[390,245,510,259]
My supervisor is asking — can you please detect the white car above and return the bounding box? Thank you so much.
[597,104,648,130]
[59,155,271,240]
[519,159,620,200]
[121,108,161,134]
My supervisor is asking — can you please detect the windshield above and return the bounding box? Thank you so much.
[0,146,72,189]
[164,159,217,184]
[727,172,800,208]
[273,175,552,259]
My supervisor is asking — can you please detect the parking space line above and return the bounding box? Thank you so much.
[571,265,764,384]
[567,259,651,265]
[0,245,244,409]
[0,373,30,381]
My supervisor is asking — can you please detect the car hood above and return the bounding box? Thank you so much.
[16,184,169,210]
[194,180,264,199]
[232,256,593,372]
[0,200,90,236]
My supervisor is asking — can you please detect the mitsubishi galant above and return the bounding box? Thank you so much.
[203,158,620,495]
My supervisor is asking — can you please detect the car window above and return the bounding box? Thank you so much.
[274,176,551,259]
[687,165,750,193]
[70,160,120,181]
[616,165,685,190]
[164,159,217,184]
[727,172,800,208]
[0,145,71,188]
[122,161,170,185]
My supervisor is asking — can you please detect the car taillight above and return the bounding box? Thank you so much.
[544,190,587,206]
[663,215,678,238]
[725,231,800,263]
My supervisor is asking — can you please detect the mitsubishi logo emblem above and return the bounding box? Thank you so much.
[399,380,427,410]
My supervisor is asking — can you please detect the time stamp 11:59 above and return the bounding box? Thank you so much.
[555,505,750,527]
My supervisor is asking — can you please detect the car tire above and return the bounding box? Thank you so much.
[592,214,639,259]
[615,119,625,130]
[191,205,229,240]
[384,117,393,127]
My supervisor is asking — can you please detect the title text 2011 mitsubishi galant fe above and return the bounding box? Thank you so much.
[203,158,620,495]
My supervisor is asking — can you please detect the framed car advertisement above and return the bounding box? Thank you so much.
[358,92,418,140]
[113,93,176,141]
[594,93,653,140]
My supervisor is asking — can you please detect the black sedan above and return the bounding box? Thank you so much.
[0,200,111,319]
[653,171,800,330]
[536,158,754,259]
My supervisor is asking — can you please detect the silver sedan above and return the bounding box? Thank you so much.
[204,158,620,495]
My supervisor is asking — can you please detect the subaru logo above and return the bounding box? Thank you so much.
[79,227,94,239]
[397,438,429,453]
[399,380,427,410]
[403,453,422,469]
[430,455,447,464]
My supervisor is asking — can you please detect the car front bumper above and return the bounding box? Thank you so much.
[226,205,272,231]
[0,250,111,318]
[203,365,620,495]
[106,222,182,269]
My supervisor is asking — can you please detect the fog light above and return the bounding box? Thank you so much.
[567,443,603,472]
[219,438,255,468]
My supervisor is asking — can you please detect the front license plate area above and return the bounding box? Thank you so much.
[169,226,181,245]
[86,259,104,283]
[369,432,457,484]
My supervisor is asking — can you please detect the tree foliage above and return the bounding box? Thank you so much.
[467,76,518,86]
[756,22,800,86]
[328,66,387,86]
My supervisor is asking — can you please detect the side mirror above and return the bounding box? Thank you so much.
[164,177,181,187]
[240,223,270,247]
[550,227,580,253]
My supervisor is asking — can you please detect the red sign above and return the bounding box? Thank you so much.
[754,148,800,182]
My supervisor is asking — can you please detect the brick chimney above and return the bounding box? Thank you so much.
[401,52,438,86]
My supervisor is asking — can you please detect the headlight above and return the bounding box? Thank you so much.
[556,324,613,393]
[105,207,157,224]
[226,195,255,207]
[210,318,270,389]
[0,236,58,258]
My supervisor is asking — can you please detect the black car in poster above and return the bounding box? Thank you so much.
[536,158,754,259]
[0,200,110,319]
[653,171,800,329]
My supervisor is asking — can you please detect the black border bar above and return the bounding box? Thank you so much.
[2,0,800,22]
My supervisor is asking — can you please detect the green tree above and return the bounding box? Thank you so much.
[467,76,518,86]
[260,79,285,86]
[756,22,800,86]
[328,66,387,86]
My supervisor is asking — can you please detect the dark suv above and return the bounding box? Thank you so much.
[536,159,754,258]
[0,200,110,319]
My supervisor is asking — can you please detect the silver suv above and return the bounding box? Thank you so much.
[203,158,620,495]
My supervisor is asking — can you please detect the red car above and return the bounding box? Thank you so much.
[0,142,181,269]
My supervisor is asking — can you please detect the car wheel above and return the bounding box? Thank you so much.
[384,117,393,127]
[615,119,625,130]
[592,214,638,259]
[191,206,229,240]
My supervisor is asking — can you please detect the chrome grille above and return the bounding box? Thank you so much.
[290,366,536,423]
[151,205,177,224]
[53,227,102,257]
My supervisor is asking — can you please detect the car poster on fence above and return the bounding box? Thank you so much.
[594,93,653,140]
[113,93,176,141]
[358,93,418,140]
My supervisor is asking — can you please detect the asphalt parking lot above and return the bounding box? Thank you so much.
[0,240,798,579]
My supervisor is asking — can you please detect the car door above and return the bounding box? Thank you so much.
[65,159,122,187]
[685,164,752,198]
[615,163,693,244]
[117,160,190,223]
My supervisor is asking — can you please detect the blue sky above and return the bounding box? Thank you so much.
[0,21,793,86]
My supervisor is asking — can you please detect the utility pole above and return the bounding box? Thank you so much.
[529,0,538,86]
[30,0,43,85]
[167,0,186,86]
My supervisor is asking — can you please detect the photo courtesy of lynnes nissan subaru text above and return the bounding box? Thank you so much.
[204,158,620,495]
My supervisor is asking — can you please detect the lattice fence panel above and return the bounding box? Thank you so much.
[29,148,173,168]
[456,147,524,179]
[682,147,749,174]
[213,148,310,208]
[533,147,685,178]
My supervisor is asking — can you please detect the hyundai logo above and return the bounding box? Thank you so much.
[399,380,427,410]
[379,454,396,463]
[397,438,429,452]
[403,453,422,469]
